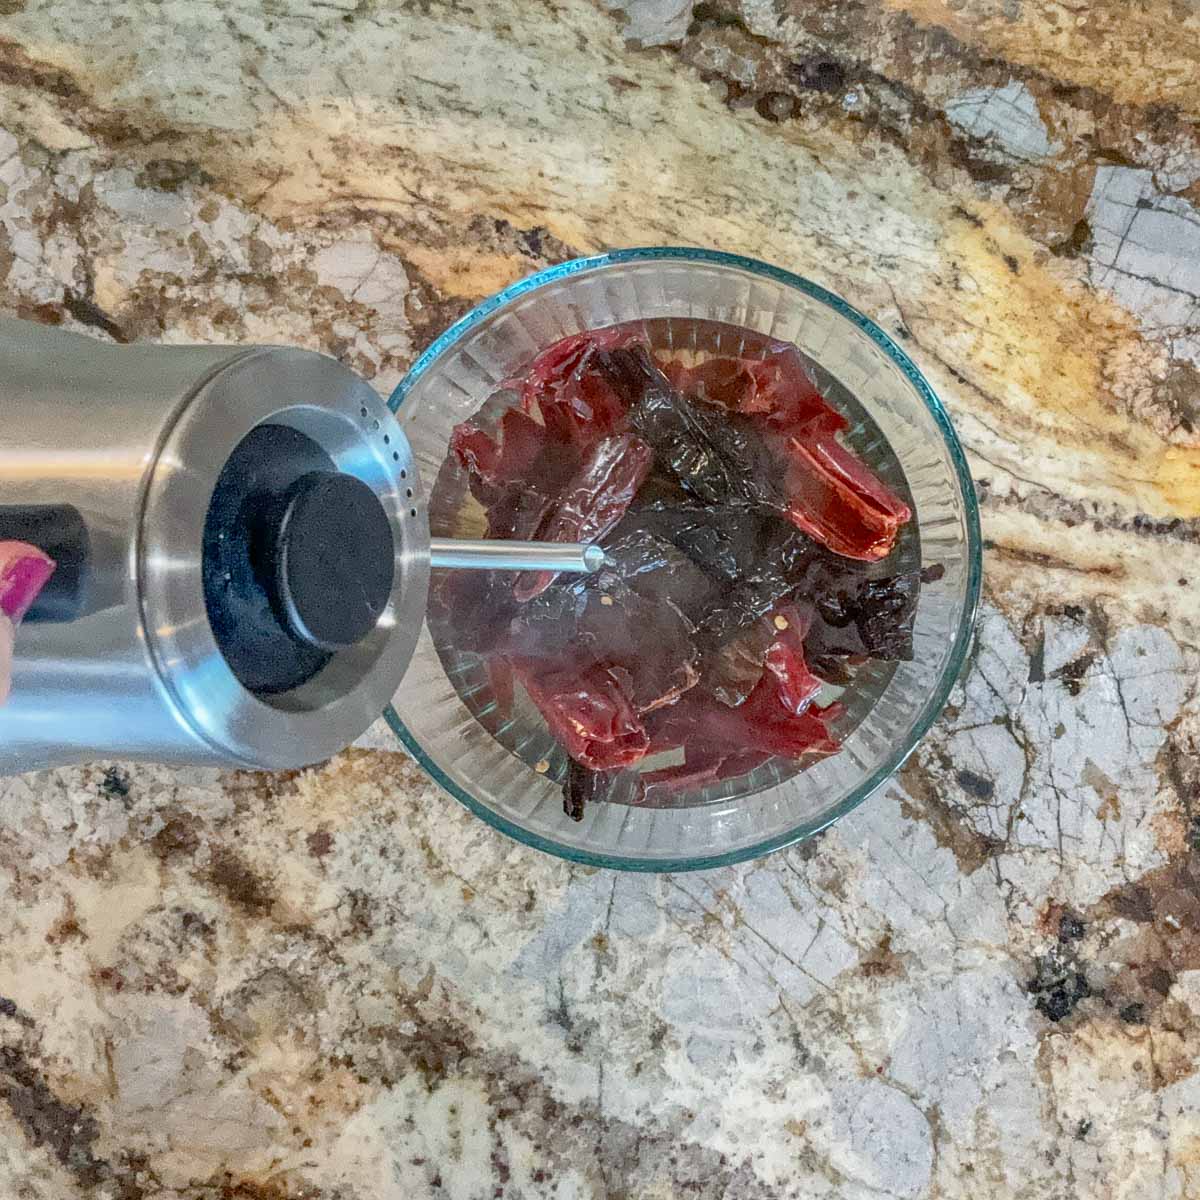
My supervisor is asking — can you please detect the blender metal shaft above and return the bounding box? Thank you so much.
[429,539,605,574]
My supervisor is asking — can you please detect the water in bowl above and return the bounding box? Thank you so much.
[425,317,922,811]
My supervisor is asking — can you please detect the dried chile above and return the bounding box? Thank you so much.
[763,607,823,715]
[774,428,911,561]
[669,345,837,429]
[645,669,843,787]
[508,574,699,716]
[522,326,640,446]
[600,346,783,509]
[514,660,649,771]
[595,528,719,623]
[703,616,776,707]
[440,327,931,821]
[669,348,911,559]
[514,432,653,601]
[803,564,940,667]
[563,759,644,822]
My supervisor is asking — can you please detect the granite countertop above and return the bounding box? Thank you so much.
[1,1,1198,1197]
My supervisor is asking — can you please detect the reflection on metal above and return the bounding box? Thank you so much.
[429,538,605,574]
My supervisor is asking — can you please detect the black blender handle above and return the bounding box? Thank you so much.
[0,505,90,623]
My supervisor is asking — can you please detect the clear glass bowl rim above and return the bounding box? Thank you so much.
[384,246,983,872]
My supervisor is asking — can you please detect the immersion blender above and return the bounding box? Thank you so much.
[0,318,602,774]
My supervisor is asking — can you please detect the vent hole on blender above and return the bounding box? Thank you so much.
[383,434,391,445]
[400,469,407,479]
[405,487,413,498]
[360,406,368,417]
[410,508,417,518]
[371,419,380,432]
[393,451,400,462]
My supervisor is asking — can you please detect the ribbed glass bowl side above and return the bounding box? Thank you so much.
[385,249,982,871]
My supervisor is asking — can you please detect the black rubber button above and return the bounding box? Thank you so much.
[269,471,395,651]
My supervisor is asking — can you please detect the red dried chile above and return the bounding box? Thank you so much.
[645,673,842,789]
[766,643,823,715]
[442,326,926,821]
[642,745,772,794]
[506,575,699,718]
[670,347,911,560]
[439,409,555,655]
[455,340,654,603]
[451,407,550,490]
[515,661,649,770]
[521,326,640,445]
[773,430,911,561]
[451,408,574,545]
[703,617,777,708]
[514,432,653,601]
[669,345,833,428]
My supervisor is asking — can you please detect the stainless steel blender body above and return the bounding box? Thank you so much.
[0,319,430,774]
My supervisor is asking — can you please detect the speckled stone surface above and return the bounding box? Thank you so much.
[1,3,1199,1197]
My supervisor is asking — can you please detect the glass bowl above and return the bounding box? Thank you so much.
[385,248,982,871]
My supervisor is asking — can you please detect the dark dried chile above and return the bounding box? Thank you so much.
[621,501,774,583]
[601,346,783,509]
[620,501,826,651]
[854,574,922,658]
[806,654,864,686]
[692,521,820,648]
[617,344,910,561]
[441,327,928,821]
[563,760,644,821]
[594,528,719,623]
[803,567,929,666]
[564,762,588,822]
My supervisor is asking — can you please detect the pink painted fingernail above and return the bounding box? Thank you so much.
[0,542,56,622]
